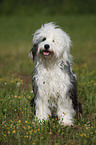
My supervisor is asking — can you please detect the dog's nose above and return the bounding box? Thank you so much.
[44,44,50,50]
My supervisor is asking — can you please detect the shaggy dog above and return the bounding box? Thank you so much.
[29,22,82,126]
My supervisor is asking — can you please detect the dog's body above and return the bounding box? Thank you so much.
[30,23,82,126]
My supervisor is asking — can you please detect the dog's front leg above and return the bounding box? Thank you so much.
[57,96,75,126]
[35,96,51,122]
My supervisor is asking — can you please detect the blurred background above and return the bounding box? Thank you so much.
[0,0,96,15]
[0,0,96,83]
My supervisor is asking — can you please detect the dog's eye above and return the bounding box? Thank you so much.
[42,37,46,41]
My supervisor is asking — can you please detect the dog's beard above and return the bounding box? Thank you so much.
[39,49,55,62]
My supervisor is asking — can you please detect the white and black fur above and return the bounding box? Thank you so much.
[29,22,82,126]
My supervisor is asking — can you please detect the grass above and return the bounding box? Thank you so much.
[0,14,96,145]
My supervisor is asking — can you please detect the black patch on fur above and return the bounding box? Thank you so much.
[31,37,46,60]
[30,97,36,117]
[48,98,58,119]
[60,61,82,118]
[42,37,46,41]
[30,44,38,60]
[30,68,38,116]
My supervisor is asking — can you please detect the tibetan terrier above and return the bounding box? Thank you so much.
[29,22,82,126]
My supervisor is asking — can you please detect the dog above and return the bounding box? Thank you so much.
[29,22,82,126]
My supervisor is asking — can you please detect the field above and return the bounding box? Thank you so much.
[0,15,96,145]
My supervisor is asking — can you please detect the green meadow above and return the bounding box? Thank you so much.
[0,15,96,144]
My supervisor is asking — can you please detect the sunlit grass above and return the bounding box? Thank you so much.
[0,63,96,144]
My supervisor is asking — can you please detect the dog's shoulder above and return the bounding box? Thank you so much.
[60,61,76,80]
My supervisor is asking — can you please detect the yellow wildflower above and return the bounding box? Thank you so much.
[32,122,34,125]
[8,131,10,134]
[4,134,6,137]
[10,124,13,128]
[12,130,16,134]
[18,120,21,123]
[4,116,6,119]
[49,132,52,135]
[28,126,30,129]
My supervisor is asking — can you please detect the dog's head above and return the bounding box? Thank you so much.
[29,22,72,64]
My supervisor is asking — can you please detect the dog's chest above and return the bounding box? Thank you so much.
[36,66,70,98]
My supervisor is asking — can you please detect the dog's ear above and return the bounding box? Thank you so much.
[29,44,38,60]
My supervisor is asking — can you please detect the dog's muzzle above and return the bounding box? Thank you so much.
[40,44,54,57]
